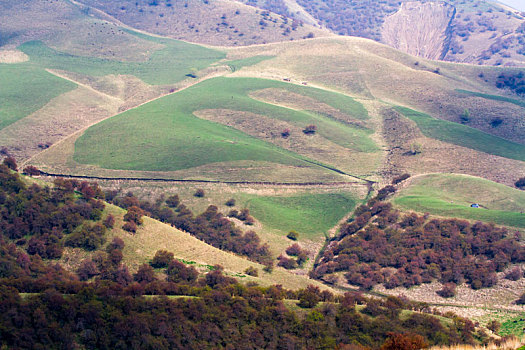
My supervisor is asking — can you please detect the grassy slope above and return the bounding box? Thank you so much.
[0,64,77,130]
[394,174,525,228]
[74,76,374,171]
[18,32,225,85]
[243,192,358,239]
[102,204,334,291]
[395,106,525,161]
[456,89,525,108]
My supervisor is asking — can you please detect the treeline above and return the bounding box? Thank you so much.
[106,191,273,266]
[312,186,525,293]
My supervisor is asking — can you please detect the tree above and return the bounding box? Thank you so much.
[437,283,456,298]
[123,206,144,225]
[515,177,525,190]
[103,214,115,229]
[165,194,180,208]
[286,243,302,256]
[122,221,137,233]
[151,250,174,268]
[134,264,156,284]
[298,285,321,308]
[194,189,205,197]
[225,198,236,207]
[3,156,17,171]
[23,166,40,176]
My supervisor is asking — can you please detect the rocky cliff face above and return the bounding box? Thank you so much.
[381,1,455,60]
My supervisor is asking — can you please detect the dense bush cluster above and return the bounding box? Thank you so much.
[496,71,525,95]
[108,192,272,266]
[312,194,525,291]
[0,165,107,256]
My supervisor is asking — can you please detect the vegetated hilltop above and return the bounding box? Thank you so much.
[237,0,525,67]
[75,0,329,46]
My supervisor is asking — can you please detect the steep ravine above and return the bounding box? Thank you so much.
[381,1,456,60]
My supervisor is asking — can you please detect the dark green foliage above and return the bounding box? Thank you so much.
[516,177,525,189]
[225,198,236,207]
[194,188,205,197]
[297,285,320,308]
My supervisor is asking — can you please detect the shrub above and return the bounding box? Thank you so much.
[194,189,205,197]
[286,243,302,256]
[277,255,297,269]
[504,266,522,281]
[517,292,525,305]
[515,177,525,189]
[2,156,17,171]
[151,250,174,268]
[303,124,317,135]
[225,198,236,207]
[122,221,137,233]
[437,283,456,298]
[392,173,410,185]
[244,266,258,277]
[281,128,290,138]
[103,214,115,229]
[165,194,180,208]
[23,166,40,176]
[124,206,144,225]
[287,230,299,240]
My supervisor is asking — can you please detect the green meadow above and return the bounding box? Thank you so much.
[394,174,525,228]
[395,106,525,161]
[0,64,76,130]
[244,192,358,238]
[74,77,375,172]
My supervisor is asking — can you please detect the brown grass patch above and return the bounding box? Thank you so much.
[0,50,29,63]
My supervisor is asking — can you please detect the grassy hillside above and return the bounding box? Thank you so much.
[394,173,525,228]
[73,76,375,174]
[395,106,525,161]
[0,64,76,130]
[456,89,525,108]
[243,192,357,239]
[19,33,226,85]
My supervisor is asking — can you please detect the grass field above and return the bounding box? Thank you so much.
[243,192,358,239]
[18,32,225,85]
[73,77,375,172]
[394,174,525,228]
[395,106,525,161]
[0,64,76,130]
[456,89,525,108]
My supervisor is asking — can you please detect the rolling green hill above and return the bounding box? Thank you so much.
[394,173,525,228]
[73,76,374,173]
